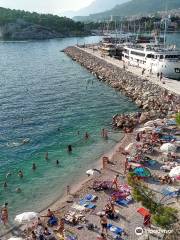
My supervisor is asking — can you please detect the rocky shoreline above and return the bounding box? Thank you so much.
[64,46,180,129]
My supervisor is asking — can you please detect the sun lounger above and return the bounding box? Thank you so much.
[166,120,176,126]
[65,230,78,240]
[116,196,133,206]
[147,160,156,166]
[160,135,176,142]
[116,199,129,206]
[71,203,86,211]
[161,187,180,197]
[107,224,124,235]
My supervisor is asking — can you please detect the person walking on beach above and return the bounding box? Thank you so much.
[112,174,119,190]
[1,202,9,225]
[142,68,145,75]
[100,215,108,234]
[160,72,163,82]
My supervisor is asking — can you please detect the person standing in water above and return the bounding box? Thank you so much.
[56,160,59,166]
[32,163,36,171]
[84,132,89,140]
[1,203,9,225]
[45,152,49,160]
[3,182,7,189]
[66,185,70,195]
[67,145,72,153]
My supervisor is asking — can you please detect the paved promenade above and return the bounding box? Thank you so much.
[80,46,180,96]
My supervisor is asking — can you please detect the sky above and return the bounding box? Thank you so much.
[0,0,94,14]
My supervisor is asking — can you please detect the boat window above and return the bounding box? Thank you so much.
[160,55,164,59]
[165,55,180,59]
[124,49,129,54]
[131,51,145,57]
[147,54,155,58]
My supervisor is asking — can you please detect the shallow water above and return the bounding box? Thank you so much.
[0,36,138,227]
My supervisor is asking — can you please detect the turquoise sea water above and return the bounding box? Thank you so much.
[0,33,179,232]
[0,36,138,229]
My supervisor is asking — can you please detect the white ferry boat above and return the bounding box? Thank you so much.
[122,43,180,80]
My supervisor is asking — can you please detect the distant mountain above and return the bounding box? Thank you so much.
[62,0,129,18]
[74,0,180,22]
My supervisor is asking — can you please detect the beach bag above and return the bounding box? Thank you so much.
[86,223,94,230]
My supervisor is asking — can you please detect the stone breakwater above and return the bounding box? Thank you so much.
[64,46,180,129]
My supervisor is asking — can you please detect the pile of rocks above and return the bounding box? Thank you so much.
[64,46,180,129]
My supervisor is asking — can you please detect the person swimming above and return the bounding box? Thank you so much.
[32,163,36,171]
[16,187,22,193]
[18,170,24,178]
[6,172,11,179]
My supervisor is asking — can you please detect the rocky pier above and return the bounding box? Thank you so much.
[64,46,180,129]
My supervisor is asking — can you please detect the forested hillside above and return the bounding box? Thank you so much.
[0,7,85,40]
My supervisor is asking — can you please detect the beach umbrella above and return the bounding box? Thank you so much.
[136,126,154,132]
[125,142,137,152]
[154,118,165,124]
[144,120,154,127]
[8,238,24,240]
[133,167,151,177]
[15,212,38,224]
[160,143,176,153]
[169,166,180,178]
[137,207,150,217]
[86,169,95,176]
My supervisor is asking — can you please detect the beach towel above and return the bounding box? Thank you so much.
[116,199,129,206]
[111,191,128,200]
[166,120,176,126]
[83,202,96,209]
[161,187,180,197]
[84,194,97,201]
[107,224,123,235]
